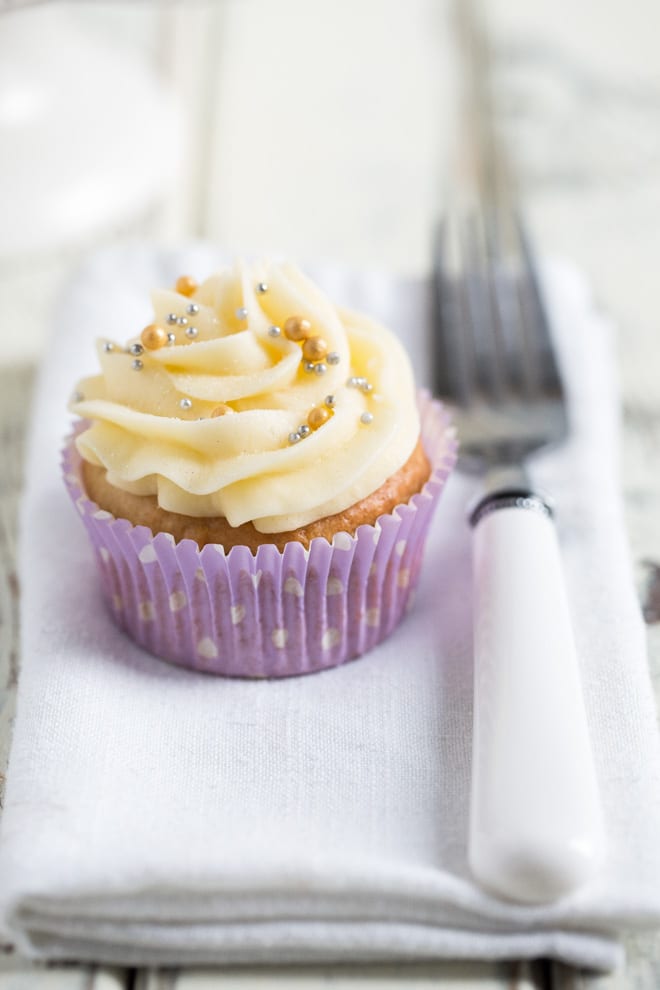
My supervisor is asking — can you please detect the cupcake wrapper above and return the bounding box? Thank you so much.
[62,392,457,677]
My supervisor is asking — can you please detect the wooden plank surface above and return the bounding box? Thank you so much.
[0,953,127,990]
[138,960,544,989]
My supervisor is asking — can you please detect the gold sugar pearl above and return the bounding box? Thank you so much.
[175,275,198,297]
[302,336,328,362]
[140,324,168,350]
[307,405,330,431]
[211,403,234,418]
[283,316,312,342]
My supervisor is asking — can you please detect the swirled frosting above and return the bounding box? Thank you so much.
[70,261,421,533]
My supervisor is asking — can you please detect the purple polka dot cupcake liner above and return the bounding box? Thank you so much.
[62,392,457,677]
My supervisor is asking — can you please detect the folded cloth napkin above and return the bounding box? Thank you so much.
[1,246,660,971]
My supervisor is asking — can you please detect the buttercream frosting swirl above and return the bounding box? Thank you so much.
[70,261,421,533]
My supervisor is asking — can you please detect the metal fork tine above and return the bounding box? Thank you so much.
[515,215,563,398]
[432,207,569,469]
[461,214,495,401]
[480,208,529,400]
[432,220,474,405]
[433,204,568,473]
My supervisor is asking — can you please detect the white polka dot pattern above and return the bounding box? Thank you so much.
[271,628,288,649]
[62,391,457,677]
[322,628,341,649]
[230,604,246,624]
[138,544,157,564]
[284,577,304,596]
[197,637,218,660]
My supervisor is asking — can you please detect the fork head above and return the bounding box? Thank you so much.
[432,208,569,474]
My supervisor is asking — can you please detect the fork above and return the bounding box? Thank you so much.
[433,206,605,903]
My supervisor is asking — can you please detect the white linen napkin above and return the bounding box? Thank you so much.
[1,245,659,971]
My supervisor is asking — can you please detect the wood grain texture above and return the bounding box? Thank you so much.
[137,960,545,989]
[0,952,128,989]
[0,365,32,813]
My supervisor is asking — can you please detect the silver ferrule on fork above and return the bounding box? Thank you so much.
[469,489,553,529]
[470,465,554,528]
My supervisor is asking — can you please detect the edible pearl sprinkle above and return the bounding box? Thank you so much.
[211,403,233,417]
[284,316,312,341]
[185,326,199,338]
[314,362,327,375]
[141,324,168,350]
[167,332,177,345]
[175,275,197,296]
[324,394,336,408]
[288,432,302,444]
[180,398,192,410]
[236,307,248,320]
[186,302,200,315]
[362,382,374,393]
[129,342,144,356]
[131,359,143,371]
[257,282,268,294]
[303,361,315,373]
[360,411,374,425]
[298,424,311,438]
[177,316,188,326]
[268,325,281,338]
[103,341,114,352]
[327,351,340,365]
[308,406,330,430]
[167,313,178,325]
[302,336,327,362]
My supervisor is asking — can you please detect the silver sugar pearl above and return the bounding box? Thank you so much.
[167,332,177,345]
[186,302,200,315]
[166,313,178,325]
[314,362,327,375]
[103,341,114,353]
[236,306,248,320]
[180,398,192,410]
[288,431,302,444]
[324,394,336,408]
[298,424,311,438]
[361,382,374,393]
[327,351,340,365]
[347,376,362,388]
[268,325,281,338]
[360,411,374,425]
[177,316,188,326]
[303,361,315,373]
[131,359,143,371]
[185,326,199,338]
[256,282,268,294]
[129,342,144,356]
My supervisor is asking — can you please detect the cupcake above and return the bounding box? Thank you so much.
[64,261,456,676]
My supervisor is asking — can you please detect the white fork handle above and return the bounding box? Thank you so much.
[469,495,605,903]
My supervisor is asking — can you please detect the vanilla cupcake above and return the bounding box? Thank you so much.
[63,261,456,676]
